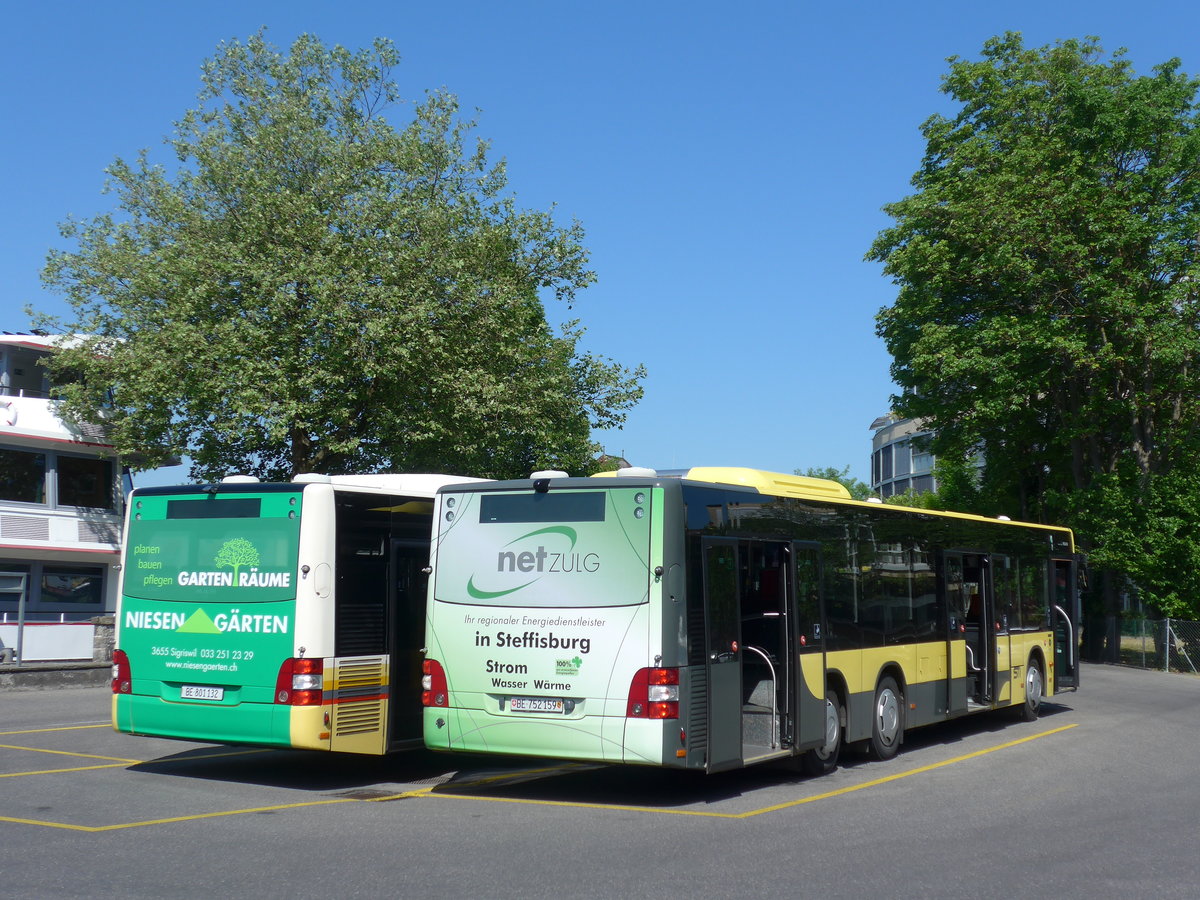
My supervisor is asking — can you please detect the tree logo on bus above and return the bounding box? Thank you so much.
[174,538,293,589]
[465,525,600,599]
[216,538,260,585]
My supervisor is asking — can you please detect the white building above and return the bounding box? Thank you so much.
[0,334,128,662]
[869,414,937,499]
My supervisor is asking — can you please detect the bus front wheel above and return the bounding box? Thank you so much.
[801,689,843,776]
[1018,657,1043,722]
[870,676,903,761]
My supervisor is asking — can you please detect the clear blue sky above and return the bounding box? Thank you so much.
[5,1,1198,486]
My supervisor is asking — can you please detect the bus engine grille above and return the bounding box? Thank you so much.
[687,667,708,753]
[333,656,387,736]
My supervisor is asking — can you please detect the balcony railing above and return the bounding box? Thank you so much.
[1,386,52,399]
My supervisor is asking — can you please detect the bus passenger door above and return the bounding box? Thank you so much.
[389,539,429,746]
[701,538,742,772]
[1052,559,1081,690]
[944,554,968,716]
[791,543,826,751]
[739,540,792,764]
[991,560,1012,704]
[961,555,994,706]
[330,523,390,755]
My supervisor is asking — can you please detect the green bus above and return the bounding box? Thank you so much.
[422,467,1081,773]
[112,473,484,754]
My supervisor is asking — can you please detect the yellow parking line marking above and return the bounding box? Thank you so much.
[0,785,442,832]
[0,724,111,736]
[0,723,1078,831]
[0,797,362,833]
[426,789,733,817]
[0,746,272,781]
[91,797,365,831]
[359,787,436,801]
[1,763,132,778]
[452,763,595,788]
[736,723,1078,818]
[420,723,1080,819]
[0,816,97,833]
[0,743,141,764]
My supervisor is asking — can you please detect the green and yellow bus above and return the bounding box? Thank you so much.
[422,467,1080,773]
[113,473,485,754]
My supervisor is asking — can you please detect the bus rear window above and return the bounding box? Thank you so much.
[167,498,262,519]
[479,492,605,523]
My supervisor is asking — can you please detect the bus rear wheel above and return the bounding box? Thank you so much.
[801,689,843,776]
[1018,657,1043,722]
[869,676,903,761]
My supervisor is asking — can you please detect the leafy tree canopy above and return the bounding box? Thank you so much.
[868,33,1200,621]
[37,32,643,481]
[797,465,872,501]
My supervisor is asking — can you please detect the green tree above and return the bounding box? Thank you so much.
[37,32,643,481]
[882,456,985,511]
[797,465,872,501]
[868,34,1200,648]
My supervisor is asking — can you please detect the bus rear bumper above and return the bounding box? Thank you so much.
[423,707,685,767]
[424,706,623,762]
[113,691,296,748]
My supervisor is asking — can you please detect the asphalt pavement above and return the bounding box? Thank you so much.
[3,663,1199,899]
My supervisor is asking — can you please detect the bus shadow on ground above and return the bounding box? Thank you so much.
[424,704,1079,809]
[127,746,513,792]
[887,700,1074,757]
[126,703,1075,807]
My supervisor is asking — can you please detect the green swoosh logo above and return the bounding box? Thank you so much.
[465,526,579,599]
[466,574,538,599]
[502,525,578,549]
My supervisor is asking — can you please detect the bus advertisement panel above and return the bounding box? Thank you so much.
[423,483,663,762]
[114,487,302,747]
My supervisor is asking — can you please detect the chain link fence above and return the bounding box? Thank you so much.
[1118,618,1200,673]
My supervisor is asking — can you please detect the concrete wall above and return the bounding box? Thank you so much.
[0,614,114,690]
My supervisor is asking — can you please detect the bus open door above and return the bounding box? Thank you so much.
[1052,558,1081,691]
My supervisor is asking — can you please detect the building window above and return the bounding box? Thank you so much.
[40,568,104,606]
[0,568,28,603]
[0,445,117,512]
[0,448,47,504]
[881,445,893,481]
[1,347,51,398]
[894,441,911,476]
[0,560,106,618]
[57,455,115,509]
[912,449,934,474]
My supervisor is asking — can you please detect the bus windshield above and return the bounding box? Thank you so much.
[124,491,301,603]
[434,487,651,609]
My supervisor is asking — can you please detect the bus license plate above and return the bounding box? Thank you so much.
[509,696,564,714]
[181,685,224,701]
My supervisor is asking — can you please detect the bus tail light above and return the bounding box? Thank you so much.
[422,659,449,707]
[112,649,132,694]
[275,658,323,706]
[627,667,679,719]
